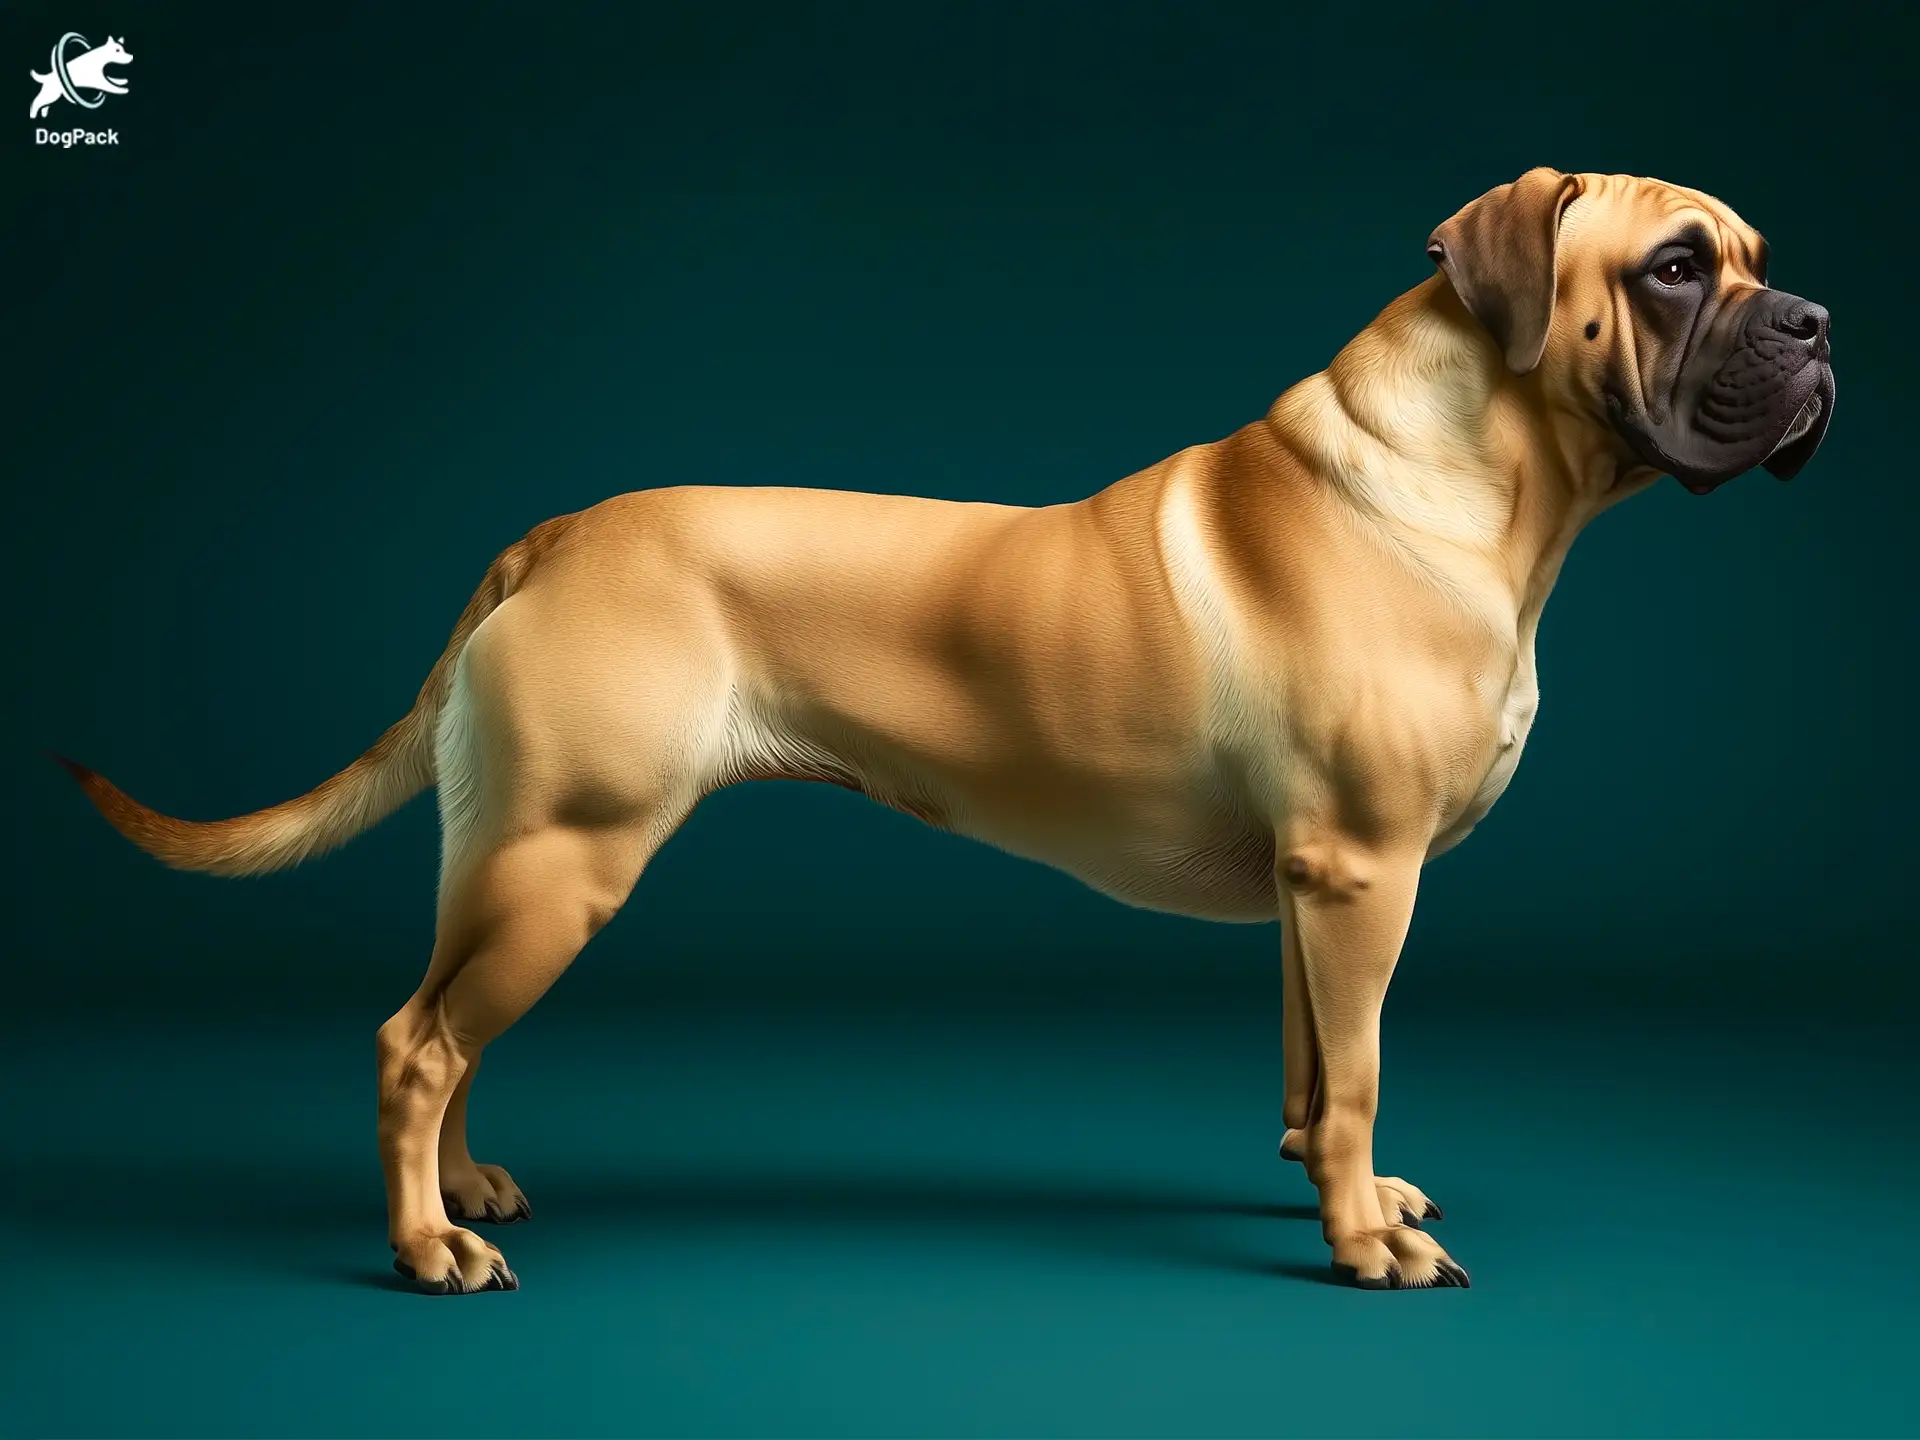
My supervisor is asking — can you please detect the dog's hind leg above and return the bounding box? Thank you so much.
[436,1055,532,1225]
[377,816,668,1292]
[375,589,721,1292]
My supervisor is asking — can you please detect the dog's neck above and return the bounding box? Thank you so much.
[1265,274,1643,639]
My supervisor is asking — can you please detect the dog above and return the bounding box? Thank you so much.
[29,35,131,119]
[56,169,1836,1293]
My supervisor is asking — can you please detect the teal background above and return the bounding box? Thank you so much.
[3,0,1912,1435]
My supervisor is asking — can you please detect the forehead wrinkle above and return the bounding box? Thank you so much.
[1691,213,1766,285]
[1713,219,1745,279]
[1664,182,1764,267]
[1728,222,1766,282]
[1578,174,1766,283]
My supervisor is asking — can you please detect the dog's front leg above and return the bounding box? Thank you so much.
[1278,840,1468,1289]
[1279,906,1444,1230]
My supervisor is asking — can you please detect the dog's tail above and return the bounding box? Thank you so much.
[31,70,51,82]
[52,540,531,878]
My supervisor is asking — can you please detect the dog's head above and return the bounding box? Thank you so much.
[1426,168,1834,494]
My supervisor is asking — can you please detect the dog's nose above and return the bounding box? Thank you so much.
[1775,298,1830,347]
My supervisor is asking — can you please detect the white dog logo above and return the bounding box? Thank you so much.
[29,33,132,119]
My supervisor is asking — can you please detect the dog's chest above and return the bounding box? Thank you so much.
[1430,658,1540,857]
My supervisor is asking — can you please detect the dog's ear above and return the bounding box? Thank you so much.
[1426,167,1584,376]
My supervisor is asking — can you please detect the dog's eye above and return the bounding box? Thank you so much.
[1651,258,1695,287]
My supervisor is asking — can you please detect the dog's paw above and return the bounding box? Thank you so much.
[1280,1132,1443,1227]
[441,1162,532,1225]
[1329,1226,1470,1291]
[391,1226,518,1295]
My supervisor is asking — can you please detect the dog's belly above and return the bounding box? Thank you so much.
[899,787,1282,922]
[953,801,1281,922]
[719,699,1279,922]
[1064,826,1280,921]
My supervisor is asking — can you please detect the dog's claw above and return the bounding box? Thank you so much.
[1424,1200,1445,1222]
[394,1256,456,1295]
[458,1197,533,1226]
[392,1254,517,1295]
[1334,1256,1469,1290]
[1332,1262,1397,1290]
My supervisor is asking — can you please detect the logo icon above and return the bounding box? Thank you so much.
[29,33,132,119]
